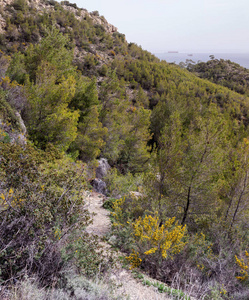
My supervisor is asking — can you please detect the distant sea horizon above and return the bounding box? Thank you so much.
[154,52,249,69]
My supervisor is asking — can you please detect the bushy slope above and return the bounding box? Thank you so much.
[188,58,249,96]
[0,0,249,299]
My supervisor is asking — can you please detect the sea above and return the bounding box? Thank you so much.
[154,53,249,69]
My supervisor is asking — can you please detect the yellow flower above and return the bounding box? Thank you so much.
[131,213,187,260]
[235,252,249,281]
[126,250,142,269]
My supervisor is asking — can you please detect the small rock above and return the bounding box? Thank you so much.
[15,112,27,135]
[109,274,117,281]
[108,235,117,245]
[119,270,127,278]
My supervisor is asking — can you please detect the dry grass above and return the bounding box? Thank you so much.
[0,270,121,300]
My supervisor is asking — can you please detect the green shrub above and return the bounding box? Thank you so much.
[0,130,10,143]
[61,1,78,9]
[0,89,20,129]
[92,11,99,17]
[102,197,117,211]
[104,168,143,198]
[61,229,109,278]
[47,0,57,5]
[12,0,28,11]
[99,64,108,76]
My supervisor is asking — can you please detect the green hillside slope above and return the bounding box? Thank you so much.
[0,1,249,299]
[187,58,249,96]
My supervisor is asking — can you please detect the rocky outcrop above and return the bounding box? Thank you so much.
[15,112,26,135]
[0,1,8,34]
[59,2,117,34]
[89,14,117,34]
[0,111,27,146]
[1,0,13,5]
[96,158,111,179]
[0,121,26,146]
[1,0,117,34]
[0,15,5,35]
[59,2,118,34]
[90,159,110,195]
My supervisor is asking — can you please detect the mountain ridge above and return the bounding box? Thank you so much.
[0,0,118,34]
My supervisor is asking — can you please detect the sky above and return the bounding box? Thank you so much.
[72,0,249,54]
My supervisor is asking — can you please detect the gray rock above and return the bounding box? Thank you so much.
[0,113,27,146]
[91,178,107,195]
[15,112,27,135]
[108,235,117,245]
[129,191,144,199]
[96,158,110,179]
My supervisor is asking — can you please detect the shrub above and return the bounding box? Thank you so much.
[84,54,98,69]
[91,11,99,17]
[61,229,109,278]
[1,75,27,111]
[61,1,72,6]
[99,64,108,77]
[0,142,99,286]
[0,129,10,143]
[12,0,28,11]
[0,89,20,129]
[126,213,187,270]
[104,168,143,198]
[102,197,116,211]
[111,195,150,225]
[235,251,249,282]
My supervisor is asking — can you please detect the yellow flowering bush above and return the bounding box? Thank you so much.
[0,188,27,212]
[110,195,150,251]
[0,76,21,88]
[235,251,249,281]
[126,213,187,269]
[125,250,142,269]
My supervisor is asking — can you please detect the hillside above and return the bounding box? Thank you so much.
[187,58,249,96]
[0,1,249,299]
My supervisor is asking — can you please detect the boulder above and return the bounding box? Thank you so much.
[96,158,110,179]
[91,178,107,195]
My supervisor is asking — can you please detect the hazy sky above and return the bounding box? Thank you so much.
[72,0,249,53]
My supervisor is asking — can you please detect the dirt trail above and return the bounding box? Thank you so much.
[85,191,172,300]
[85,191,111,236]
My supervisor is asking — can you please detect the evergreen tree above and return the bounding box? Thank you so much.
[24,63,79,151]
[149,104,229,227]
